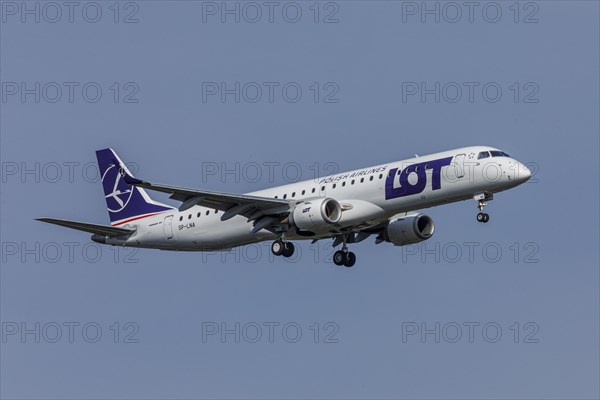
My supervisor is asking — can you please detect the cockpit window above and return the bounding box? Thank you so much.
[478,151,490,159]
[490,150,510,158]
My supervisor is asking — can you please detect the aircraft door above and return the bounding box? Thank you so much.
[453,154,466,179]
[163,215,174,239]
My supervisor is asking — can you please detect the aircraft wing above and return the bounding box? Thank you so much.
[123,174,292,223]
[36,218,135,236]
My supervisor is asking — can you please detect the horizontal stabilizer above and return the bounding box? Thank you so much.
[36,218,134,237]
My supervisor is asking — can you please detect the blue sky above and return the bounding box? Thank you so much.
[1,1,599,399]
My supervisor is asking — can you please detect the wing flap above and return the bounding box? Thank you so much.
[36,218,135,237]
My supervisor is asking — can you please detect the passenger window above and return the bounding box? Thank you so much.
[312,188,316,193]
[292,192,296,197]
[342,181,346,187]
[370,176,373,181]
[283,194,287,199]
[351,180,355,185]
[197,212,201,218]
[302,190,305,195]
[214,209,218,214]
[188,214,192,219]
[321,186,325,191]
[332,184,336,189]
[275,195,278,199]
[379,173,383,179]
[206,211,209,216]
[478,151,490,159]
[360,178,364,183]
[179,216,183,221]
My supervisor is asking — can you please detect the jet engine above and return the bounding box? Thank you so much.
[290,198,342,232]
[383,213,435,246]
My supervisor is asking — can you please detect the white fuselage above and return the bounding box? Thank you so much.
[109,146,530,251]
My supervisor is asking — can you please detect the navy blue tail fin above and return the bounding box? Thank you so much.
[96,148,173,226]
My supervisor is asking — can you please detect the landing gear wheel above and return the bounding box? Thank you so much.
[474,193,493,224]
[282,242,295,257]
[344,252,356,268]
[271,240,284,256]
[333,250,347,266]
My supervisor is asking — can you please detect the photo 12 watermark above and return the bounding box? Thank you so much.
[201,321,340,344]
[399,241,540,264]
[401,81,540,104]
[0,1,140,24]
[400,1,540,24]
[401,321,540,344]
[200,1,340,24]
[1,161,139,184]
[199,160,340,184]
[1,81,140,104]
[1,241,140,264]
[1,321,140,344]
[201,81,340,104]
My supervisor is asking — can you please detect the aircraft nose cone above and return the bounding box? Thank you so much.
[517,162,531,183]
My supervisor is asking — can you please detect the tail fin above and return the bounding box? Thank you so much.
[96,148,173,226]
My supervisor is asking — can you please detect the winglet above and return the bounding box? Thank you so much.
[122,172,144,185]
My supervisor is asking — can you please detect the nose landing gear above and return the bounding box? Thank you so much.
[476,212,490,223]
[474,193,493,223]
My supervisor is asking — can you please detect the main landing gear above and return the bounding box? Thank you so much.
[271,234,358,267]
[474,193,493,223]
[333,249,356,268]
[271,239,295,257]
[333,236,356,268]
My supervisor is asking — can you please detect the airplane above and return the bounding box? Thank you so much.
[37,146,531,267]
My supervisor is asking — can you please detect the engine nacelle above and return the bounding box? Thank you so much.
[290,198,342,232]
[383,213,435,246]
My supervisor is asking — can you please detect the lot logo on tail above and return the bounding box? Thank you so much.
[101,164,134,213]
[385,156,453,200]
